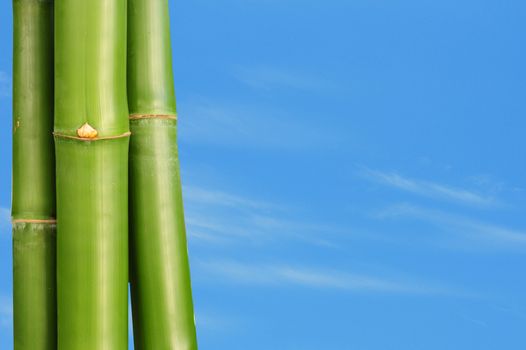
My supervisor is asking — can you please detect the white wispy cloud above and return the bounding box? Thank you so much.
[490,303,526,320]
[195,311,239,332]
[377,203,526,248]
[360,167,496,207]
[184,186,273,211]
[0,295,12,330]
[0,207,11,238]
[178,99,340,150]
[0,207,10,225]
[196,259,469,297]
[0,71,11,98]
[468,174,524,196]
[184,186,337,247]
[458,313,488,328]
[233,65,333,92]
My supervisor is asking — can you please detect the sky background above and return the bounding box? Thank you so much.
[2,0,526,349]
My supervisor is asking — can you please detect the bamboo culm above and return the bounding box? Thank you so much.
[128,0,199,348]
[54,0,129,348]
[12,0,56,349]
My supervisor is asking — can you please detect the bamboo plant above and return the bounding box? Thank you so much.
[127,0,198,348]
[54,0,129,348]
[12,0,55,349]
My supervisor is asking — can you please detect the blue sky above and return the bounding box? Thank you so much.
[2,0,526,349]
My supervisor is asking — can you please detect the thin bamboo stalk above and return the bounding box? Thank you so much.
[127,0,198,348]
[12,0,56,349]
[54,0,129,348]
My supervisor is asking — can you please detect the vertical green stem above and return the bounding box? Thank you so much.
[12,0,56,349]
[54,0,129,348]
[128,0,198,348]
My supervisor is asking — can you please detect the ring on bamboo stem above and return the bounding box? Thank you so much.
[12,219,57,225]
[53,131,131,141]
[129,114,177,120]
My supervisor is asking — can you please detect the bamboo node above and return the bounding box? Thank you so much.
[129,114,177,120]
[77,123,98,138]
[53,131,131,141]
[12,218,57,225]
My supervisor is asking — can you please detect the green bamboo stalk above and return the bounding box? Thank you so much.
[54,0,129,348]
[127,0,198,348]
[12,0,56,349]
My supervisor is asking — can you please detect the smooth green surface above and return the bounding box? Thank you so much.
[55,0,129,348]
[12,0,55,220]
[128,0,198,348]
[129,120,198,350]
[13,224,56,350]
[12,1,56,349]
[55,0,129,137]
[127,0,176,116]
[55,140,129,349]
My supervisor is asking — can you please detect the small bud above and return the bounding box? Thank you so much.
[77,123,98,139]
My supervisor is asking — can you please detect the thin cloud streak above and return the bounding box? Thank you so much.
[1,207,10,225]
[378,203,526,247]
[0,295,12,329]
[0,207,10,238]
[233,65,333,92]
[184,186,273,211]
[185,208,337,247]
[196,259,470,297]
[0,71,10,98]
[184,186,338,247]
[360,167,496,207]
[178,100,340,150]
[195,311,240,332]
